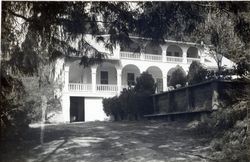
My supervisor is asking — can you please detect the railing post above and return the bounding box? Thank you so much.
[91,66,97,93]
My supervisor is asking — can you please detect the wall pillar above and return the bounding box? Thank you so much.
[62,94,70,122]
[91,66,97,92]
[212,81,219,110]
[163,76,167,92]
[161,45,168,62]
[64,65,69,92]
[117,68,122,95]
[182,46,188,64]
[200,48,205,63]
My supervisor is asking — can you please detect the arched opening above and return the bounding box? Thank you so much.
[166,45,183,57]
[120,41,141,53]
[69,60,91,83]
[187,47,199,58]
[167,65,187,87]
[167,68,176,86]
[122,64,140,86]
[96,62,117,85]
[146,66,163,93]
[145,42,162,55]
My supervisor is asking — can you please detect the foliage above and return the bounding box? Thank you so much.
[187,61,208,85]
[235,57,250,78]
[103,96,123,121]
[0,68,30,141]
[169,66,187,87]
[103,72,155,121]
[134,72,156,93]
[188,87,249,162]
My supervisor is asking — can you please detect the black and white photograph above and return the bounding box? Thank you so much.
[1,1,250,162]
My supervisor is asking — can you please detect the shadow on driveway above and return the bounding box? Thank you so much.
[1,121,213,162]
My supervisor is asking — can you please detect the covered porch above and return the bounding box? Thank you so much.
[65,60,167,94]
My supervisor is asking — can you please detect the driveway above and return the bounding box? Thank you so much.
[1,121,213,162]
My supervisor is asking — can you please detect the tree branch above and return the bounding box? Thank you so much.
[8,9,32,22]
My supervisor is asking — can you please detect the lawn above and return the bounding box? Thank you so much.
[0,121,213,162]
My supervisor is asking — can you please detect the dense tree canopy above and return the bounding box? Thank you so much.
[2,1,250,68]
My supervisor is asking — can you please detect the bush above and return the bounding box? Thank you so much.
[187,61,208,85]
[103,96,123,121]
[169,66,187,87]
[135,72,156,94]
[0,72,30,141]
[103,72,155,121]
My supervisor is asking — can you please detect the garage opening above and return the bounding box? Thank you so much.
[70,97,85,122]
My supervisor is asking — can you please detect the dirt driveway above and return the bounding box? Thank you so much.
[1,121,213,162]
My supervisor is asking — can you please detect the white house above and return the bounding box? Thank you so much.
[53,35,234,123]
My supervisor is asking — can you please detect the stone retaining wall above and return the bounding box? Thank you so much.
[152,80,249,114]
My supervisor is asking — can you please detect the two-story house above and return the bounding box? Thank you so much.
[53,35,234,123]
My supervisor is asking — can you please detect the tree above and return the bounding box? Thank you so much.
[187,61,208,85]
[134,72,156,94]
[169,66,187,87]
[103,72,155,120]
[1,1,138,139]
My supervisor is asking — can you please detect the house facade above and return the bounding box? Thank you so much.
[54,35,234,123]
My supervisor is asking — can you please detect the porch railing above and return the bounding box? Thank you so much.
[96,84,118,92]
[166,56,183,63]
[187,57,200,64]
[120,51,141,59]
[120,51,202,64]
[68,83,92,91]
[144,54,162,61]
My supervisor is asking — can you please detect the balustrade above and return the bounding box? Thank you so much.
[120,51,141,59]
[144,54,162,61]
[187,57,200,63]
[68,83,92,91]
[166,56,183,63]
[96,84,118,92]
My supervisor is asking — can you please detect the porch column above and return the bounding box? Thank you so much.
[117,68,122,95]
[62,94,70,122]
[161,45,168,62]
[64,65,69,92]
[200,48,205,63]
[163,76,167,92]
[182,46,188,64]
[91,66,97,92]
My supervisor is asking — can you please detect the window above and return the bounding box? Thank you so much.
[167,51,172,56]
[156,78,163,93]
[127,73,135,86]
[174,52,180,57]
[101,71,108,84]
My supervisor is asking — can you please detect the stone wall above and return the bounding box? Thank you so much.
[152,80,250,114]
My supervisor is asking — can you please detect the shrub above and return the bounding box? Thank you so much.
[103,72,155,121]
[103,96,123,121]
[0,72,30,141]
[187,61,208,85]
[169,66,187,87]
[135,72,156,94]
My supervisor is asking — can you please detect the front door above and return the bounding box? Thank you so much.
[70,97,85,122]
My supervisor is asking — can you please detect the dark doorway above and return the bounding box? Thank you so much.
[70,97,85,122]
